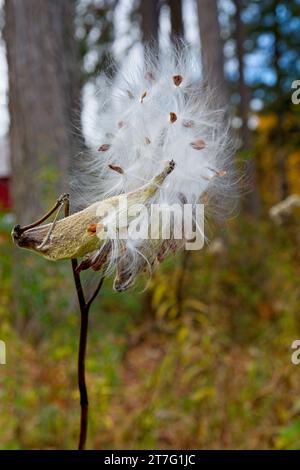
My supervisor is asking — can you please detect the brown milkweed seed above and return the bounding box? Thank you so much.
[108,164,124,174]
[173,74,183,86]
[183,119,195,128]
[169,112,177,123]
[98,144,111,152]
[216,170,227,177]
[200,193,209,204]
[191,139,206,150]
[145,71,155,82]
[87,224,97,235]
[140,91,147,103]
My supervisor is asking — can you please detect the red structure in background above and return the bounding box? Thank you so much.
[0,137,11,210]
[0,177,11,209]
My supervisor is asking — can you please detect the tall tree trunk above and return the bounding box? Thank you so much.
[168,0,184,41]
[4,0,82,343]
[4,0,81,225]
[234,0,260,215]
[197,0,228,106]
[140,0,160,45]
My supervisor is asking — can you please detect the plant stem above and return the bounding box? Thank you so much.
[64,198,105,450]
[78,303,89,450]
[71,258,104,450]
[65,200,91,450]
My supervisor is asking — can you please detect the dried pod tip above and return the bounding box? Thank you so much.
[108,164,124,175]
[173,74,183,86]
[98,144,111,152]
[140,91,147,103]
[87,223,98,235]
[169,112,177,123]
[191,139,206,150]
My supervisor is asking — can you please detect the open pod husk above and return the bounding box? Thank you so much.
[12,161,175,261]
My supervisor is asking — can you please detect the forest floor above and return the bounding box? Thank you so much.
[1,211,300,449]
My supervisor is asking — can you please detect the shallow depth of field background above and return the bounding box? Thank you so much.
[1,0,300,450]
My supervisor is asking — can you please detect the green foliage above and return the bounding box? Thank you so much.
[1,210,300,449]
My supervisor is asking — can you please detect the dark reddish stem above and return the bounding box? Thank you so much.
[71,264,104,450]
[65,200,104,450]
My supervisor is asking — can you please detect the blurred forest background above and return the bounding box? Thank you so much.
[1,0,300,450]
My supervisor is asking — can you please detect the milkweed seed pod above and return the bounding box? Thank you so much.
[13,47,235,292]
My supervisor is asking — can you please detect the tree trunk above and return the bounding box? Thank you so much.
[4,0,81,225]
[168,0,184,41]
[197,0,228,106]
[140,0,160,45]
[234,0,260,215]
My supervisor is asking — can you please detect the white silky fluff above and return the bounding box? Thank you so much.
[73,46,236,291]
